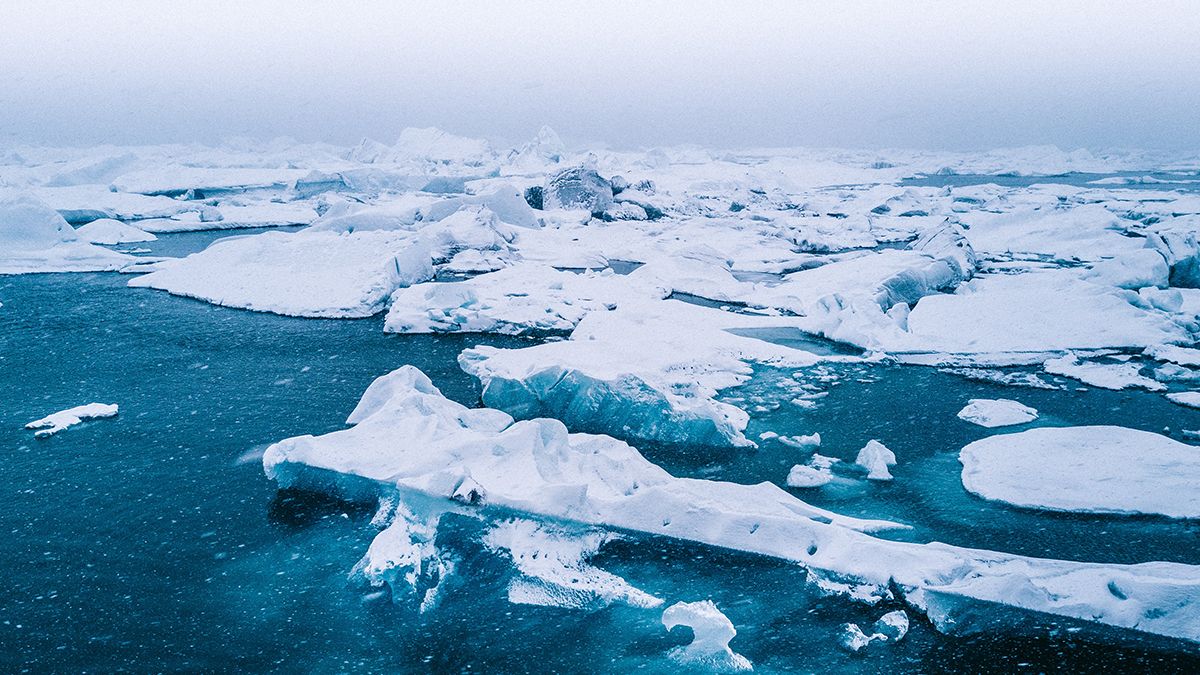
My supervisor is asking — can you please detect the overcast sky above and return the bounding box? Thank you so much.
[2,1,1198,151]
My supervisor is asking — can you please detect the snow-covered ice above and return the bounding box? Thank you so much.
[26,403,119,438]
[1043,354,1165,391]
[956,399,1039,428]
[263,366,1200,643]
[960,426,1200,518]
[0,193,135,274]
[74,218,157,245]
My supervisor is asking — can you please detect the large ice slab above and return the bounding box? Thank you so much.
[129,229,433,317]
[264,366,1200,644]
[459,298,828,447]
[960,426,1200,518]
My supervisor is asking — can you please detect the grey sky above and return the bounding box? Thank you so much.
[2,0,1198,151]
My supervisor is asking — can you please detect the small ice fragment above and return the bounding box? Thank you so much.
[873,610,909,642]
[662,600,752,671]
[25,403,118,438]
[838,623,875,653]
[956,398,1038,428]
[779,432,821,448]
[840,610,909,653]
[855,440,896,481]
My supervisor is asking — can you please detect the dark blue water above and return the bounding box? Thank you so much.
[1,240,1198,671]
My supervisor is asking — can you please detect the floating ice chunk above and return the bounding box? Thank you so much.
[0,193,135,273]
[264,366,1200,643]
[1166,392,1200,409]
[838,623,876,653]
[941,367,1063,390]
[873,610,909,642]
[74,218,157,245]
[129,229,433,318]
[956,399,1038,428]
[351,502,448,612]
[662,601,752,672]
[1146,344,1200,367]
[458,298,825,447]
[1043,354,1165,391]
[483,519,661,610]
[958,204,1141,262]
[26,403,118,438]
[839,610,909,653]
[897,270,1187,354]
[786,464,833,488]
[856,440,896,481]
[385,263,639,335]
[960,426,1200,518]
[779,432,821,448]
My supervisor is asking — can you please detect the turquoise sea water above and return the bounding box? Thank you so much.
[1,230,1198,672]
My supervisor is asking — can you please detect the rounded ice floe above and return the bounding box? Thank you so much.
[855,440,896,481]
[661,600,752,671]
[0,193,135,273]
[956,398,1038,428]
[960,426,1200,518]
[75,218,157,245]
[786,464,833,488]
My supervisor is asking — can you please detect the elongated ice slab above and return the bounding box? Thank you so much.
[263,367,1200,643]
[26,403,119,438]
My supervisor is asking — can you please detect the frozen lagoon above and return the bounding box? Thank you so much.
[1,243,1198,671]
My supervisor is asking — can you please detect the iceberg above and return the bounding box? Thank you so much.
[264,366,1200,644]
[26,403,119,438]
[960,426,1200,518]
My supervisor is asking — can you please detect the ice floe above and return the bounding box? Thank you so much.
[956,399,1039,428]
[960,426,1200,518]
[855,440,897,481]
[1043,354,1165,391]
[26,403,119,438]
[263,366,1200,643]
